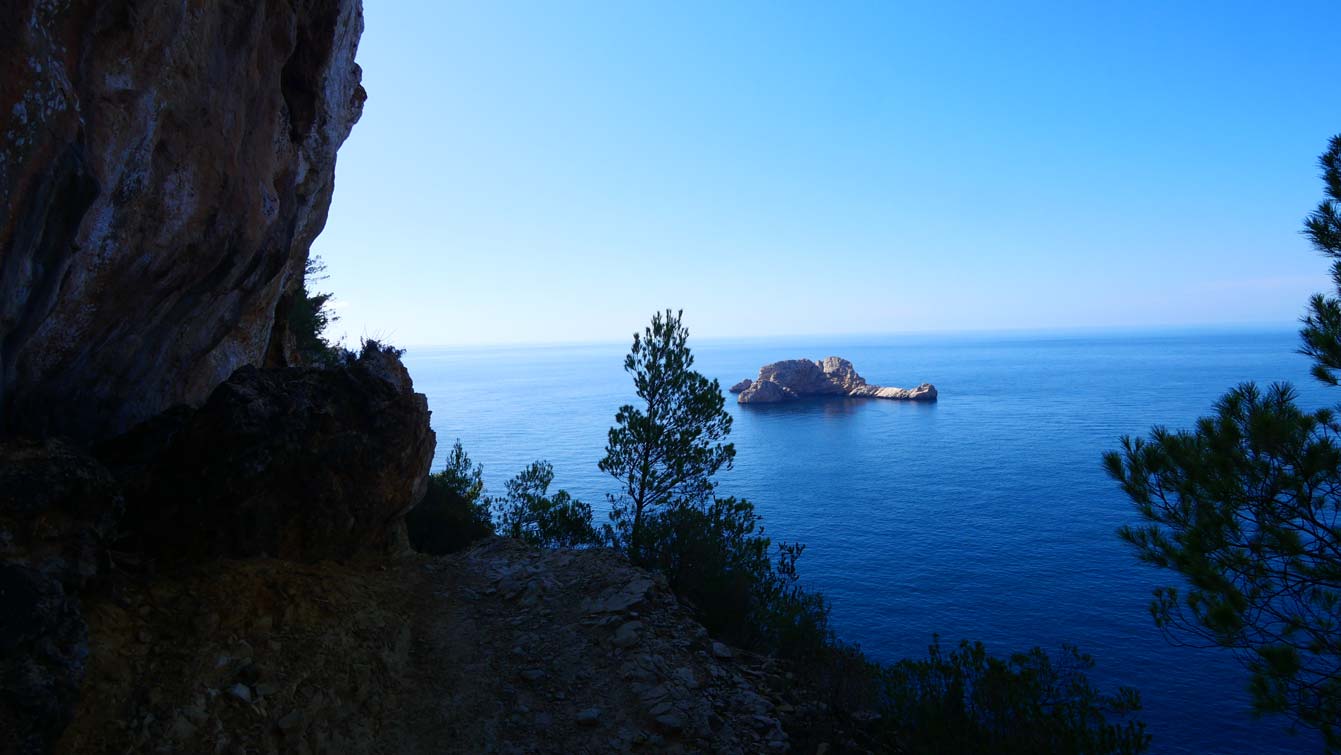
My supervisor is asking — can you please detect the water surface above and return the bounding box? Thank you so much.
[406,328,1326,754]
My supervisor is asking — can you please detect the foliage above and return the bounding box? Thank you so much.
[599,309,735,562]
[289,255,343,366]
[596,310,1146,751]
[640,495,832,657]
[355,337,404,361]
[882,638,1150,755]
[600,310,832,658]
[1105,134,1341,749]
[406,440,493,555]
[1301,134,1341,388]
[494,460,600,547]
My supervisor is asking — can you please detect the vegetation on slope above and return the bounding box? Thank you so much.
[405,308,1150,754]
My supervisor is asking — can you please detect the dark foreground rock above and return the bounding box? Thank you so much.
[104,346,435,564]
[735,357,936,404]
[58,538,877,754]
[0,565,88,755]
[0,439,123,588]
[0,439,123,754]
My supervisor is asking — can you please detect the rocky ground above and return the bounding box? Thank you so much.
[56,539,873,754]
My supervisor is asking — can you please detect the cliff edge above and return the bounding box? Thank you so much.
[1,0,366,441]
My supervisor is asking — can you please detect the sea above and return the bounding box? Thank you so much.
[404,327,1328,754]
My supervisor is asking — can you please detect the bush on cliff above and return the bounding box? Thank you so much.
[494,461,600,547]
[406,440,493,555]
[639,495,832,659]
[289,256,344,366]
[882,638,1150,754]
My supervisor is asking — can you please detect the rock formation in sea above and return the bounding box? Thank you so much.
[735,356,937,403]
[1,0,366,442]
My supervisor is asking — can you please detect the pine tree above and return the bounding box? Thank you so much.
[599,309,735,563]
[1105,135,1341,750]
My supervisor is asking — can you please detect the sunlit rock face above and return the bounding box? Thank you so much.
[0,0,366,442]
[735,357,937,404]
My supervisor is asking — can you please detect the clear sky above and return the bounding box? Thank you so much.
[313,1,1341,347]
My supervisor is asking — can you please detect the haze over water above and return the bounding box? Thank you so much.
[406,327,1325,754]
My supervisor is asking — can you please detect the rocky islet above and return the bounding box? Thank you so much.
[732,357,936,404]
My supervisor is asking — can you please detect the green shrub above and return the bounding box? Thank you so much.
[406,440,493,555]
[494,461,600,547]
[639,496,832,659]
[881,638,1150,755]
[289,256,343,366]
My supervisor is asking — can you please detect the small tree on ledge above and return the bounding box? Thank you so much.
[599,309,735,563]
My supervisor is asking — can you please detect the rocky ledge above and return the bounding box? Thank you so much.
[731,357,936,404]
[57,538,873,754]
[0,345,433,752]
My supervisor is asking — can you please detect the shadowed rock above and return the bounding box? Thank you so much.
[0,439,123,589]
[102,346,435,564]
[735,357,936,404]
[0,439,122,755]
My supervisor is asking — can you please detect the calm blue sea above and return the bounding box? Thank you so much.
[404,328,1327,754]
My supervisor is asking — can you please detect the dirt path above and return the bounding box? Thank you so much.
[58,539,820,754]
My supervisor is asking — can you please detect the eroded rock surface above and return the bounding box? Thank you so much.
[102,346,434,564]
[735,357,936,404]
[0,0,366,442]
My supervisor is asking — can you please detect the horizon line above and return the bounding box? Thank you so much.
[378,319,1306,353]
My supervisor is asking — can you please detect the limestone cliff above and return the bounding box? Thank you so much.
[0,0,366,442]
[735,357,937,404]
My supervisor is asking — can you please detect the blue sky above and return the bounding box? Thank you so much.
[314,1,1341,347]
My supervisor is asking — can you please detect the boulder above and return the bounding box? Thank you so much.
[735,357,936,404]
[736,379,792,403]
[817,357,868,392]
[103,345,435,563]
[1,0,366,443]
